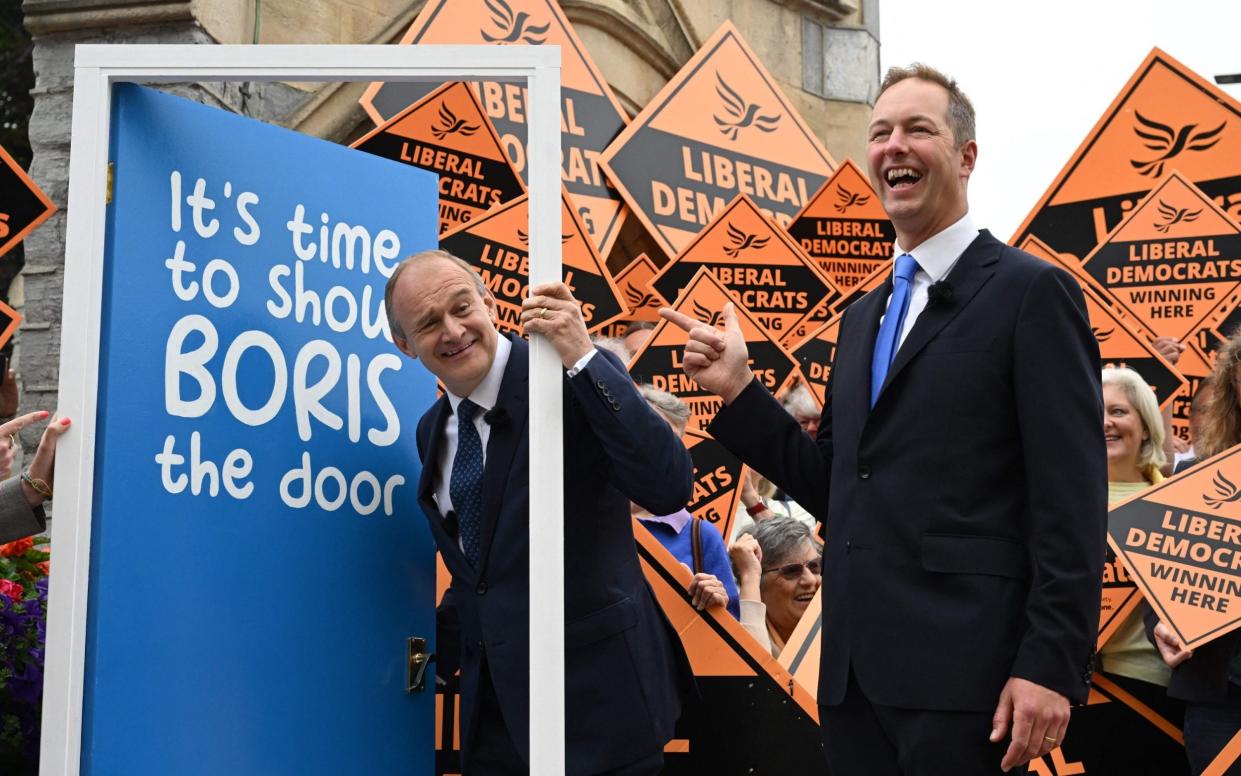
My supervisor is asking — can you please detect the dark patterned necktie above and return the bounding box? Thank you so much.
[450,399,485,566]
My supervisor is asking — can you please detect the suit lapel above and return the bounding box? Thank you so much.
[845,280,890,421]
[417,395,472,572]
[476,335,529,573]
[877,231,1001,400]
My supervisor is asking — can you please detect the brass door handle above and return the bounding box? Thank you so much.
[407,636,435,693]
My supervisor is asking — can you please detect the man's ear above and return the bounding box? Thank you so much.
[394,336,417,360]
[959,139,978,181]
[483,289,499,326]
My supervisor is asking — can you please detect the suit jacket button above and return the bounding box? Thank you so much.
[846,540,852,554]
[595,378,607,389]
[858,465,871,480]
[476,582,487,595]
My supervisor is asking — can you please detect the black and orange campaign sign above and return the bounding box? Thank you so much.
[1013,48,1241,265]
[1023,235,1188,411]
[649,195,841,341]
[786,158,895,291]
[682,428,744,541]
[614,252,663,322]
[598,21,836,258]
[786,313,841,407]
[358,0,632,256]
[0,144,55,260]
[628,268,798,433]
[437,189,626,334]
[0,299,21,351]
[1108,445,1241,650]
[1080,171,1241,344]
[1168,339,1215,448]
[350,82,525,235]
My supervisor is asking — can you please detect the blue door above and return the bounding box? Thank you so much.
[82,84,440,775]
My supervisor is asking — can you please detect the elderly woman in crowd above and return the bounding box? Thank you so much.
[1147,334,1241,775]
[635,384,740,618]
[730,516,821,658]
[0,410,72,544]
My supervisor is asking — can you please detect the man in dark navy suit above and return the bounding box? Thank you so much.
[385,249,692,775]
[663,65,1106,774]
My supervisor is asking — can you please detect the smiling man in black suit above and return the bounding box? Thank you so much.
[663,64,1107,774]
[386,249,692,775]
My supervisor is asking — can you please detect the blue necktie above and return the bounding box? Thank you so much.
[870,253,920,407]
[450,399,485,566]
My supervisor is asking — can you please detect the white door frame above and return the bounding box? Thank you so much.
[43,44,565,776]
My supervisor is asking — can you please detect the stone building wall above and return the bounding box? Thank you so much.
[17,0,878,488]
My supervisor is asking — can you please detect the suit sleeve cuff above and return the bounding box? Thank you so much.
[565,348,598,378]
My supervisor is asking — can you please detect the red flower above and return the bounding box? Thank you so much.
[0,579,25,599]
[35,561,49,575]
[0,538,33,557]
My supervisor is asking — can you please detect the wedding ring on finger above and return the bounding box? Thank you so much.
[6,433,14,450]
[537,307,548,319]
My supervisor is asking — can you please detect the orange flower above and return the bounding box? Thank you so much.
[0,538,34,557]
[35,561,50,575]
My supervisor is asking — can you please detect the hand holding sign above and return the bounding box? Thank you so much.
[1151,619,1194,668]
[521,281,594,369]
[659,302,754,405]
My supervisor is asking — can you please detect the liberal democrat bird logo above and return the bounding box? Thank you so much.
[1130,112,1225,179]
[625,283,657,310]
[713,72,781,141]
[480,0,550,44]
[834,185,870,213]
[692,301,724,327]
[1153,199,1203,234]
[1203,470,1241,509]
[1091,326,1114,343]
[431,102,481,140]
[516,228,573,245]
[722,222,770,258]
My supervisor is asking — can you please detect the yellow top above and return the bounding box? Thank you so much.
[1101,471,1169,687]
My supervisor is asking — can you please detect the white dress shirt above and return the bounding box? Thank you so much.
[881,213,980,348]
[433,335,512,517]
[433,339,596,518]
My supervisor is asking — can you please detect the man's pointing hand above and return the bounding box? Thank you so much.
[659,302,754,405]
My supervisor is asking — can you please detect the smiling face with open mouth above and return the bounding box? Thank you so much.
[761,539,822,642]
[391,255,500,398]
[866,77,976,250]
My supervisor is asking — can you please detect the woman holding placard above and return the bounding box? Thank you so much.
[1149,333,1241,776]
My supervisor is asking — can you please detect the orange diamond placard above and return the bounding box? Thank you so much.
[786,159,896,290]
[683,429,745,541]
[628,268,798,432]
[650,195,841,342]
[0,144,55,260]
[614,252,664,322]
[350,82,525,235]
[1013,48,1241,265]
[786,312,842,408]
[1080,171,1241,343]
[1022,236,1187,410]
[359,0,632,256]
[1108,444,1241,650]
[437,189,626,334]
[599,21,836,258]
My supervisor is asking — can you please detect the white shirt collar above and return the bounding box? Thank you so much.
[892,212,979,281]
[445,334,511,415]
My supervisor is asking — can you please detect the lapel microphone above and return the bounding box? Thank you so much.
[483,406,510,428]
[928,280,955,307]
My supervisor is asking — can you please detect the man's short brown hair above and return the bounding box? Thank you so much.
[878,63,976,148]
